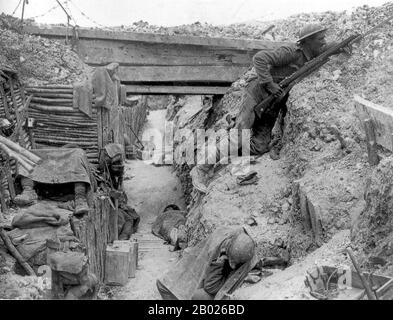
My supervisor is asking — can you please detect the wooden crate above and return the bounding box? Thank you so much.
[113,240,138,278]
[105,244,130,286]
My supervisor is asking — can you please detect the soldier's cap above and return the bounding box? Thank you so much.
[297,24,327,42]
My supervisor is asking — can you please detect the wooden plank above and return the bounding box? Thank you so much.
[351,270,391,290]
[0,169,8,216]
[0,86,10,119]
[4,156,15,201]
[376,279,393,299]
[102,108,110,146]
[119,66,247,83]
[97,107,103,151]
[77,39,259,66]
[9,79,21,145]
[363,119,380,165]
[354,95,393,152]
[120,85,126,105]
[24,25,287,50]
[125,85,229,95]
[72,196,110,282]
[307,197,323,246]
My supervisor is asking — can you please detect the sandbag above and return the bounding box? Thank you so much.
[48,251,87,274]
[12,201,71,229]
[7,225,75,267]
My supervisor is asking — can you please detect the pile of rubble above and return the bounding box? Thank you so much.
[167,1,393,273]
[279,2,393,263]
[0,14,91,86]
[92,3,393,43]
[2,0,393,299]
[351,158,393,275]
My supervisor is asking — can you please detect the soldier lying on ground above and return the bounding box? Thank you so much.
[156,226,255,300]
[190,24,351,193]
[152,204,187,251]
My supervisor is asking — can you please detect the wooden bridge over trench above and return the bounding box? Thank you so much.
[25,25,284,96]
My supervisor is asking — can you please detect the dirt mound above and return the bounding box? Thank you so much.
[279,61,372,260]
[0,274,49,299]
[351,158,393,275]
[172,2,393,268]
[234,230,350,300]
[79,3,393,44]
[185,155,291,259]
[273,2,393,260]
[0,14,91,86]
[361,51,393,108]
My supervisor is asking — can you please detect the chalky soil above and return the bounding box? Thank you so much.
[112,110,186,300]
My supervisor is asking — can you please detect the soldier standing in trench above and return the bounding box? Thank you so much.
[191,24,351,193]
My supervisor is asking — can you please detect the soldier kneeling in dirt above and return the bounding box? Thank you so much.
[152,204,187,251]
[156,227,256,300]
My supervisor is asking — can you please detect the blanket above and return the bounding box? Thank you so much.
[18,148,94,187]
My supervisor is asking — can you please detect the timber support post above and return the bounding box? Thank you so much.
[0,168,8,216]
[363,118,380,166]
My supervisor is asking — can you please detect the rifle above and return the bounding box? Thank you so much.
[254,13,393,118]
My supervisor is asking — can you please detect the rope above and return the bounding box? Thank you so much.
[12,0,23,15]
[55,0,77,27]
[68,0,109,29]
[29,3,60,19]
[62,0,78,26]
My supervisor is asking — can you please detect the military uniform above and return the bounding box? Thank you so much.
[156,227,255,300]
[190,40,337,193]
[236,43,315,154]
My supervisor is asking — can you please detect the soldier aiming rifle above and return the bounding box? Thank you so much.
[191,18,393,193]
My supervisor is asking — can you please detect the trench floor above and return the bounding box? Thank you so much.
[113,110,186,300]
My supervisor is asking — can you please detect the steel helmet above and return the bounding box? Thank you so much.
[228,232,255,269]
[298,24,327,42]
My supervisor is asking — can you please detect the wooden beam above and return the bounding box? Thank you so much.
[119,66,247,83]
[24,25,287,50]
[354,95,393,152]
[0,169,8,216]
[125,85,229,95]
[363,119,380,166]
[77,39,258,67]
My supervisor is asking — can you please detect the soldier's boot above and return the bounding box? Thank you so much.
[119,221,133,240]
[269,140,282,160]
[269,109,284,161]
[14,177,37,206]
[74,182,89,216]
